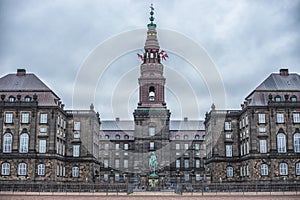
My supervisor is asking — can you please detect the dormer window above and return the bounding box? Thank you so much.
[8,96,15,102]
[149,86,155,101]
[275,95,281,102]
[24,96,31,102]
[291,96,297,102]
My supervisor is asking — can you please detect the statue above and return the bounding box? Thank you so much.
[149,152,158,176]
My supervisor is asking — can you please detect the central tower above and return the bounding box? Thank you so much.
[133,6,171,179]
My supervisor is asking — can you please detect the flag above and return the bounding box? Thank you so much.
[159,50,169,61]
[137,53,143,61]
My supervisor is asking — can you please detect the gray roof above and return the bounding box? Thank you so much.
[100,120,135,131]
[0,72,60,106]
[100,119,205,131]
[0,73,52,92]
[246,72,300,106]
[254,73,300,91]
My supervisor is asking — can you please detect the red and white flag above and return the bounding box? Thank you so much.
[137,53,143,61]
[159,50,169,61]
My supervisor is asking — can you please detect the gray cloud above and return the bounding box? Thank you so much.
[1,0,299,119]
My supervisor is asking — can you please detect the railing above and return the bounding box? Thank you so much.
[0,181,299,195]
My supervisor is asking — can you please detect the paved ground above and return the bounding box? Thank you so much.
[1,192,299,200]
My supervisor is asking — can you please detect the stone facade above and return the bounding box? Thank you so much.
[205,69,300,183]
[0,69,100,183]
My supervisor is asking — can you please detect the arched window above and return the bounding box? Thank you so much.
[275,95,281,102]
[291,95,297,102]
[277,133,286,153]
[18,163,27,175]
[8,96,15,102]
[260,164,268,176]
[226,166,233,177]
[3,133,12,153]
[72,166,79,177]
[184,135,188,140]
[124,135,129,140]
[294,133,300,153]
[175,135,180,140]
[19,133,29,153]
[115,134,120,140]
[38,164,45,175]
[24,96,31,102]
[105,135,109,139]
[1,162,10,175]
[279,163,288,175]
[195,135,200,140]
[149,86,155,101]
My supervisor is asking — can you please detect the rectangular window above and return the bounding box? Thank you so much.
[104,159,108,168]
[293,113,300,123]
[150,142,154,150]
[259,127,266,133]
[149,127,155,136]
[226,145,233,157]
[18,163,27,175]
[277,113,284,123]
[260,140,267,153]
[195,159,200,168]
[225,133,232,139]
[1,163,10,175]
[124,159,128,168]
[40,113,48,124]
[38,164,45,175]
[296,163,300,176]
[184,159,189,168]
[176,159,180,168]
[196,174,201,181]
[104,174,109,181]
[73,145,80,157]
[115,143,120,150]
[5,113,13,123]
[258,113,266,124]
[225,121,232,130]
[115,173,120,182]
[21,113,30,123]
[115,159,120,169]
[39,140,46,153]
[124,143,129,150]
[176,143,180,150]
[184,174,190,182]
[72,167,79,177]
[194,143,200,150]
[74,122,80,131]
[104,143,109,150]
[40,127,47,133]
[184,143,189,150]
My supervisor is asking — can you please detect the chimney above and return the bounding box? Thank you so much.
[17,69,26,76]
[279,69,289,76]
[184,117,188,122]
[116,117,120,122]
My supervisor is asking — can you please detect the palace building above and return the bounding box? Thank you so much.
[0,7,299,187]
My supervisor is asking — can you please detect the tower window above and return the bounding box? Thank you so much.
[149,86,155,101]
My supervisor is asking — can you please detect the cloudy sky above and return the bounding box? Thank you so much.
[0,0,299,120]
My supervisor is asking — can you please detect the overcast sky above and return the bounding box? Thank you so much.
[0,0,299,120]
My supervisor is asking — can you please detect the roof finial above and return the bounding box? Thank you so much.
[148,4,156,28]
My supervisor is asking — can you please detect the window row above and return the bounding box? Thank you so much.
[260,163,300,176]
[225,163,300,178]
[258,113,300,124]
[4,113,49,124]
[3,133,48,153]
[1,162,45,176]
[5,95,32,103]
[273,95,297,102]
[175,143,201,150]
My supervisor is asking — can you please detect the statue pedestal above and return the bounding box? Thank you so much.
[148,173,159,189]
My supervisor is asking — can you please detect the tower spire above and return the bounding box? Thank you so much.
[148,4,156,28]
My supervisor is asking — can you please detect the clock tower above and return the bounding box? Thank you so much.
[133,6,171,176]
